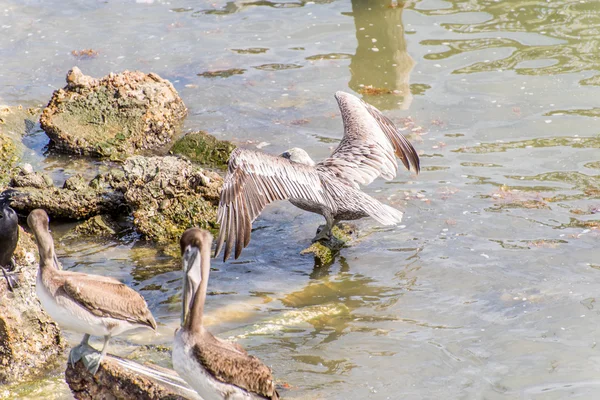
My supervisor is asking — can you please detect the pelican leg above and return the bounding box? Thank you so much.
[1,260,18,292]
[313,215,335,242]
[69,334,94,368]
[82,335,110,375]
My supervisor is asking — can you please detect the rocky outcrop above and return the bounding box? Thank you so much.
[66,355,201,400]
[7,156,222,253]
[40,67,187,160]
[8,170,126,220]
[0,227,65,384]
[112,156,222,254]
[170,130,235,169]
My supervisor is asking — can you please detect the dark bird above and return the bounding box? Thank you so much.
[215,91,420,261]
[0,198,19,291]
[28,208,157,375]
[173,228,279,400]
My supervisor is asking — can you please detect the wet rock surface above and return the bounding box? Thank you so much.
[6,156,222,252]
[65,355,200,400]
[113,156,222,253]
[170,130,235,169]
[8,171,126,220]
[0,227,65,384]
[301,223,358,268]
[40,67,187,159]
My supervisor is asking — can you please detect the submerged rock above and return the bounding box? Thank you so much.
[64,214,120,239]
[170,130,235,169]
[40,67,187,159]
[301,223,358,268]
[66,354,200,400]
[0,227,65,384]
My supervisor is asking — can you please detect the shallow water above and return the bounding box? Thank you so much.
[1,0,600,398]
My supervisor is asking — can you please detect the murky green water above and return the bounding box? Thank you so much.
[2,0,600,398]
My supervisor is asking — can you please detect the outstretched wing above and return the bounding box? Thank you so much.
[193,336,279,399]
[59,274,157,330]
[215,148,332,261]
[317,91,420,188]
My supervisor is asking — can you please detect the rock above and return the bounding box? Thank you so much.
[40,67,187,160]
[0,226,65,384]
[8,172,126,220]
[170,130,235,169]
[6,156,222,253]
[301,223,358,268]
[65,215,119,239]
[112,156,222,255]
[10,165,54,189]
[65,354,201,400]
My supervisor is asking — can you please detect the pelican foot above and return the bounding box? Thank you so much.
[81,349,105,375]
[312,226,332,242]
[1,267,17,292]
[68,343,96,369]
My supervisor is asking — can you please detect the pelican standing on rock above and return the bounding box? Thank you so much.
[0,198,19,291]
[215,90,420,260]
[28,208,157,375]
[173,228,279,400]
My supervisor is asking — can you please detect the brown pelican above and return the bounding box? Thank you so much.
[28,209,157,375]
[215,90,420,260]
[0,198,18,291]
[173,228,279,400]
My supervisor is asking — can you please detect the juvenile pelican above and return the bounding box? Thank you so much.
[173,228,279,400]
[28,209,157,375]
[0,199,18,291]
[215,90,420,260]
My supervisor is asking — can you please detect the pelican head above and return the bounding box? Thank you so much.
[280,147,315,166]
[180,228,213,328]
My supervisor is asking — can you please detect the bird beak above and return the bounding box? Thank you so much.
[182,246,201,326]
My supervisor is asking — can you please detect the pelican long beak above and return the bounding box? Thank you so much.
[182,246,201,326]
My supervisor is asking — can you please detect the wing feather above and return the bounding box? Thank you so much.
[59,275,156,329]
[317,91,420,187]
[192,336,279,399]
[215,148,331,261]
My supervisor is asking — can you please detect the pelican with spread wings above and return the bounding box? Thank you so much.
[215,91,420,261]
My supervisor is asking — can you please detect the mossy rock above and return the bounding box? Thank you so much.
[170,130,235,169]
[40,67,187,160]
[301,223,358,268]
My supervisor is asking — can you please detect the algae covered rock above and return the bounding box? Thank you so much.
[8,172,126,220]
[170,130,235,169]
[40,67,187,159]
[0,227,65,384]
[301,223,358,268]
[111,156,222,251]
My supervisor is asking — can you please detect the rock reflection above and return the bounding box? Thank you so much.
[349,0,415,110]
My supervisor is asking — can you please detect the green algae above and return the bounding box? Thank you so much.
[170,130,235,169]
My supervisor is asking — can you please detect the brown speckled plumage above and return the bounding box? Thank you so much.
[215,91,420,261]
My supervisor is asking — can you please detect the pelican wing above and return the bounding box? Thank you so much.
[317,91,420,187]
[59,274,157,329]
[216,148,331,261]
[193,337,279,399]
